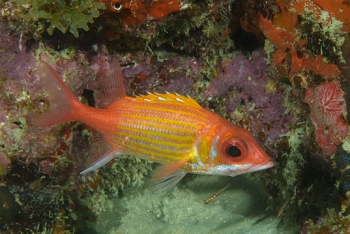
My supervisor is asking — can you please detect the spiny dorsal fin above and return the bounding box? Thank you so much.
[130,93,201,108]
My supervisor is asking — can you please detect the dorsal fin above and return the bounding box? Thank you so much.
[94,60,126,108]
[130,93,201,108]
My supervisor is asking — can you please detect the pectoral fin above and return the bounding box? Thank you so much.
[151,159,188,193]
[152,170,187,193]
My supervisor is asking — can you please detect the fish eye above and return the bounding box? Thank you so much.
[221,138,247,161]
[226,145,241,157]
[113,3,122,11]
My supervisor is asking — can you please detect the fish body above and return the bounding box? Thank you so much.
[33,60,274,191]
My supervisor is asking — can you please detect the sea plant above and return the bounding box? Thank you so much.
[13,0,105,37]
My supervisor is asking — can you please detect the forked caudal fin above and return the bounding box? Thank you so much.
[32,60,127,175]
[31,61,82,128]
[32,59,126,127]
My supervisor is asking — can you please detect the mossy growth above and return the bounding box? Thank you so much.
[13,0,106,37]
[298,9,345,64]
[81,156,153,196]
[161,1,234,77]
[80,155,153,217]
[341,132,350,154]
[304,208,349,233]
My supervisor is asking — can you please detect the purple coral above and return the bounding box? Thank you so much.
[205,49,294,142]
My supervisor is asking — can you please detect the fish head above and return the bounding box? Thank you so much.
[195,117,274,176]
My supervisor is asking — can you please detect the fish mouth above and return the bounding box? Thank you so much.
[204,161,274,176]
[248,161,274,173]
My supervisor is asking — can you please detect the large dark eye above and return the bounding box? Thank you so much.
[113,3,122,11]
[226,145,241,157]
[221,137,247,162]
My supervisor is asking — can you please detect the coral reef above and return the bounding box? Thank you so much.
[305,81,348,156]
[204,49,294,142]
[258,13,340,85]
[244,0,350,230]
[300,143,350,233]
[2,0,236,76]
[2,0,350,232]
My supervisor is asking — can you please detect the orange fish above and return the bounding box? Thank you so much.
[32,60,274,192]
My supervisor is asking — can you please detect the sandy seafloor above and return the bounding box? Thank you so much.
[92,173,299,234]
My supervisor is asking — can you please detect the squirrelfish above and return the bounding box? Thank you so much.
[32,60,274,192]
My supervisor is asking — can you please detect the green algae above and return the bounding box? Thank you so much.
[342,132,350,154]
[13,0,105,37]
[156,1,234,77]
[263,40,276,66]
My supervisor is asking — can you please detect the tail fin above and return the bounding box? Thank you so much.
[32,61,81,127]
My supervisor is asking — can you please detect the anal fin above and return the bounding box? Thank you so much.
[80,150,119,174]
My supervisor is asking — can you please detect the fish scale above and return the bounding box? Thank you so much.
[108,100,210,163]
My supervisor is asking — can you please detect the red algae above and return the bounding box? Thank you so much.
[272,0,350,33]
[313,0,350,32]
[305,81,348,156]
[100,0,184,24]
[258,13,340,84]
